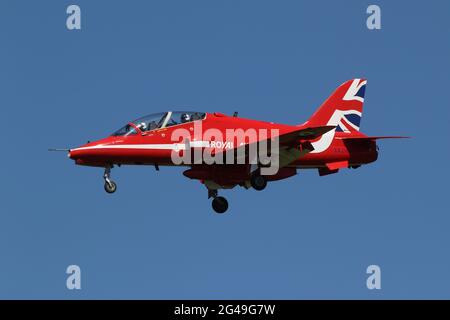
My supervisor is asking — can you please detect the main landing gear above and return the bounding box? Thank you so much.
[207,173,267,214]
[208,189,228,214]
[250,173,267,191]
[103,166,117,194]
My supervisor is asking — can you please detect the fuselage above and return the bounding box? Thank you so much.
[69,111,378,169]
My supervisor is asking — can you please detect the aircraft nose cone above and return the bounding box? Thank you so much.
[68,148,85,162]
[69,146,97,166]
[69,145,91,161]
[68,149,78,160]
[69,138,113,165]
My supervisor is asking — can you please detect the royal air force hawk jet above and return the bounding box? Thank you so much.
[51,79,407,213]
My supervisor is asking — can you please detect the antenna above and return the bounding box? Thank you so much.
[48,148,70,152]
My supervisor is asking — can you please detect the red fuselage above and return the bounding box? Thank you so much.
[69,112,378,176]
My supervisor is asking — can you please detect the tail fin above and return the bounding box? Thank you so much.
[306,79,367,133]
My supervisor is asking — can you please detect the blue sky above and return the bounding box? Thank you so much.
[0,0,449,299]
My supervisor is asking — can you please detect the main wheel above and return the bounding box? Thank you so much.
[212,196,228,214]
[104,181,117,194]
[250,174,267,191]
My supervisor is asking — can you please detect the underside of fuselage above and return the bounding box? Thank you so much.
[70,135,378,188]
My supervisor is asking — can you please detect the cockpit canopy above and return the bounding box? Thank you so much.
[112,111,206,136]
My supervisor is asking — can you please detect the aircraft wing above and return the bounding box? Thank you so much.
[218,125,336,169]
[226,125,335,154]
[278,125,336,145]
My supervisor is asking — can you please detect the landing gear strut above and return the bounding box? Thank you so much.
[103,166,117,194]
[208,189,228,214]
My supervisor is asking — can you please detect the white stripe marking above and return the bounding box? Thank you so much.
[72,141,212,152]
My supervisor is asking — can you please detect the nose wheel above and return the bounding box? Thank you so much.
[104,180,117,193]
[208,189,229,214]
[103,166,117,194]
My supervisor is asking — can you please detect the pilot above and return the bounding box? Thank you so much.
[180,113,191,123]
[137,122,147,131]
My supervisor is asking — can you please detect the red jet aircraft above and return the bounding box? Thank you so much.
[51,79,406,213]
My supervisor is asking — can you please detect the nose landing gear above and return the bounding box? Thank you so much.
[103,166,117,194]
[208,189,228,214]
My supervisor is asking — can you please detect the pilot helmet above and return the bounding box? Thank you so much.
[181,113,191,123]
[139,122,147,130]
